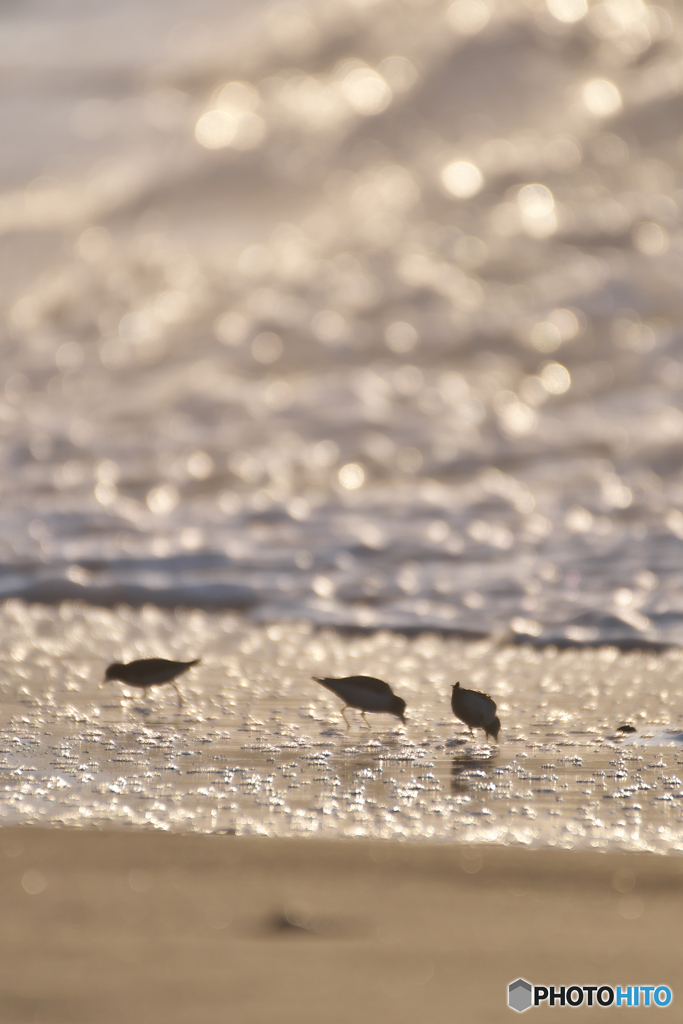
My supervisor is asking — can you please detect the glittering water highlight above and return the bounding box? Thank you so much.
[2,601,683,851]
[1,0,683,646]
[5,0,683,848]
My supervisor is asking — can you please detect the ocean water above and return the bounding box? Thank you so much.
[3,0,683,848]
[2,0,683,644]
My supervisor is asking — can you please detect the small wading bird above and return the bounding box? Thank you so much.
[103,658,200,707]
[312,675,407,729]
[451,681,500,743]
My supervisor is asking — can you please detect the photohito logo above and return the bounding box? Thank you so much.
[508,980,673,1012]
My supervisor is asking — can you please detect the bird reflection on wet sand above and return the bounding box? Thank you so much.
[450,753,498,795]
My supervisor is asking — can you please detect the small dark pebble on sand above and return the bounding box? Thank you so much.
[263,909,361,939]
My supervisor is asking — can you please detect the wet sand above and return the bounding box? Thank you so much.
[3,604,683,849]
[0,827,680,1023]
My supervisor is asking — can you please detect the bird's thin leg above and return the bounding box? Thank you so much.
[172,683,183,709]
[468,726,475,738]
[361,711,371,729]
[341,706,351,730]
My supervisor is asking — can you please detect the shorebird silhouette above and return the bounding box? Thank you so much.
[103,658,200,707]
[312,675,407,729]
[451,681,500,742]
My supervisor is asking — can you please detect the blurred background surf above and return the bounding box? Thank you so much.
[2,0,683,643]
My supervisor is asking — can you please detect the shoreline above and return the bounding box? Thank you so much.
[0,827,680,1022]
[1,603,682,851]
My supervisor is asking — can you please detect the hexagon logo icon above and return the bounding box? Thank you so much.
[509,978,533,1012]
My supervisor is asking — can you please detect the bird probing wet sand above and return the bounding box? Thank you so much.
[103,658,200,707]
[313,675,407,729]
[451,681,500,743]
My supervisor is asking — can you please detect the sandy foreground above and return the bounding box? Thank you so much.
[0,829,679,1023]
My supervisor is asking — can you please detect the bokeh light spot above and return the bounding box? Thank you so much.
[310,440,339,467]
[312,310,347,344]
[55,342,84,372]
[447,0,490,35]
[252,332,283,364]
[195,110,237,149]
[511,616,543,636]
[518,183,554,218]
[385,321,418,353]
[582,79,622,118]
[549,308,580,340]
[540,362,571,394]
[518,184,556,237]
[340,67,392,116]
[441,161,484,199]
[213,81,260,113]
[339,463,365,489]
[378,56,419,93]
[633,222,669,255]
[214,311,249,346]
[147,484,180,515]
[565,506,592,532]
[187,451,214,480]
[313,575,335,597]
[530,322,561,353]
[546,0,586,23]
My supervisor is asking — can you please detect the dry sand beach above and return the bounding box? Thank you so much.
[0,828,680,1024]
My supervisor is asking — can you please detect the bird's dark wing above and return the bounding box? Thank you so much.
[455,684,497,713]
[352,675,393,695]
[313,675,393,695]
[472,689,497,712]
[132,658,184,671]
[136,658,199,670]
[117,658,199,683]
